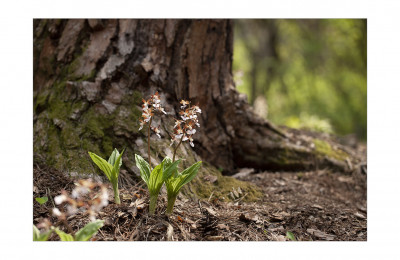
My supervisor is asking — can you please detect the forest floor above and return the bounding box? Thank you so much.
[33,151,367,241]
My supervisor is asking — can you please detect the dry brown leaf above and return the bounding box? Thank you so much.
[354,212,366,219]
[239,213,259,222]
[205,207,217,216]
[232,168,254,178]
[206,235,224,241]
[166,224,174,241]
[203,175,218,183]
[307,228,335,241]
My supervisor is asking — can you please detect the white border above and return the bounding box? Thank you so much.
[1,0,400,259]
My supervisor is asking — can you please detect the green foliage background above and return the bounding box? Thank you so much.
[233,19,367,140]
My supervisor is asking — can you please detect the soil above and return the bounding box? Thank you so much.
[33,152,367,241]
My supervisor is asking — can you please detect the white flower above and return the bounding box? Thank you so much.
[188,136,195,147]
[150,126,161,138]
[52,208,62,217]
[180,100,190,109]
[187,129,196,135]
[54,194,67,205]
[72,186,89,199]
[192,105,202,114]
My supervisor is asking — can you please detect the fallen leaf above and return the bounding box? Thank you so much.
[203,175,218,183]
[217,224,229,230]
[131,198,146,210]
[166,224,174,241]
[270,211,290,222]
[206,235,224,241]
[239,213,259,222]
[274,179,285,186]
[232,168,254,178]
[311,204,324,210]
[354,212,366,220]
[122,194,133,200]
[307,228,335,241]
[232,189,239,198]
[205,207,217,217]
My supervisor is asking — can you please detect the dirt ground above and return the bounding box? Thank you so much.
[33,155,367,241]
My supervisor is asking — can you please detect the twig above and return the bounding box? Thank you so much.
[208,191,214,202]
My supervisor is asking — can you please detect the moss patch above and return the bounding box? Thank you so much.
[183,162,263,202]
[313,139,348,161]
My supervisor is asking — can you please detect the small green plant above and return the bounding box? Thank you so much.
[35,196,48,205]
[165,160,202,215]
[88,148,124,204]
[135,154,180,215]
[54,220,104,241]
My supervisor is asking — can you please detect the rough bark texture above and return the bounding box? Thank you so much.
[33,19,363,187]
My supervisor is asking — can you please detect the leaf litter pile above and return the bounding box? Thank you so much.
[33,158,366,241]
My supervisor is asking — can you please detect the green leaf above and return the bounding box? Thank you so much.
[107,148,121,167]
[148,161,164,194]
[35,196,48,205]
[135,154,151,184]
[33,225,52,241]
[111,149,124,182]
[286,231,296,241]
[55,228,74,241]
[88,151,113,181]
[163,158,181,181]
[74,220,104,241]
[33,225,40,241]
[175,161,202,191]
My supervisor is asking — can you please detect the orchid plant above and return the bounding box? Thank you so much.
[136,91,202,215]
[88,148,124,204]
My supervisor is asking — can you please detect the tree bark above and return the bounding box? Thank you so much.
[33,19,363,179]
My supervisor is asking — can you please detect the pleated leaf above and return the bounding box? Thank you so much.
[33,225,52,241]
[108,148,122,168]
[55,228,74,241]
[148,160,164,194]
[135,154,151,184]
[167,161,202,194]
[74,220,104,241]
[88,152,113,181]
[163,157,181,181]
[176,161,202,190]
[111,149,124,181]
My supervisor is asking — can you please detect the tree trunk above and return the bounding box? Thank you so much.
[33,19,362,183]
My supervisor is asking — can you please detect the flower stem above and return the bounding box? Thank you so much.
[166,194,177,215]
[112,182,121,204]
[149,194,158,215]
[172,135,184,162]
[148,117,153,169]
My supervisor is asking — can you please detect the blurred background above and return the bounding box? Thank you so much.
[233,19,367,140]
